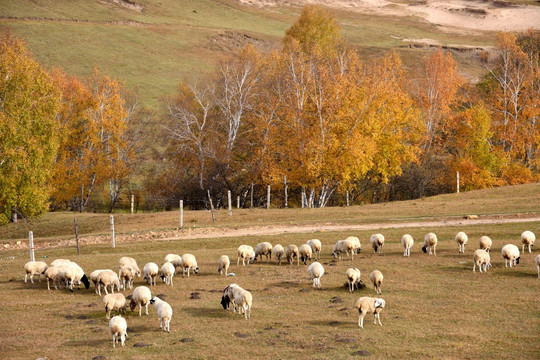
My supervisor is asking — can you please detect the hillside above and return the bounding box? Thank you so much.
[2,0,538,107]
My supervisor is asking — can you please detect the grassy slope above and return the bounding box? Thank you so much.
[0,185,539,359]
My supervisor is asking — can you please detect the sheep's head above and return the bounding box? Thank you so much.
[126,295,136,311]
[331,252,338,259]
[194,266,199,274]
[150,296,157,305]
[516,257,520,265]
[373,246,378,253]
[144,275,151,285]
[160,275,166,283]
[421,246,427,253]
[81,274,90,289]
[220,295,230,310]
[374,298,385,309]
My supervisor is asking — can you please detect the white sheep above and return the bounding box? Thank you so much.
[254,242,273,263]
[535,254,540,278]
[307,262,325,288]
[355,297,385,329]
[45,266,64,290]
[164,254,183,274]
[57,262,90,292]
[237,245,255,266]
[222,284,253,319]
[521,231,536,253]
[127,286,152,316]
[346,268,361,293]
[285,244,300,266]
[217,255,230,276]
[181,254,199,277]
[455,231,468,254]
[401,234,414,257]
[97,269,121,295]
[422,233,438,255]
[109,316,128,348]
[501,244,521,268]
[50,259,72,267]
[307,239,322,260]
[473,249,491,273]
[103,293,128,319]
[90,269,106,294]
[346,236,362,254]
[118,265,136,290]
[118,257,141,277]
[298,244,313,265]
[150,296,173,332]
[332,239,355,260]
[24,261,48,283]
[479,236,493,252]
[160,262,175,286]
[272,244,285,265]
[143,262,159,286]
[370,234,385,254]
[370,270,384,294]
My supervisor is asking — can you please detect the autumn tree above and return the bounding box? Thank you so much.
[0,32,61,224]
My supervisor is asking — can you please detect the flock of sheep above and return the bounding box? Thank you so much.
[22,229,538,348]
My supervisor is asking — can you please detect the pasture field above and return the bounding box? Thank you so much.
[0,184,539,359]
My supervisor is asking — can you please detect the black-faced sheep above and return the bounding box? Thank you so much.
[370,234,385,254]
[150,296,173,332]
[501,244,520,268]
[422,233,438,256]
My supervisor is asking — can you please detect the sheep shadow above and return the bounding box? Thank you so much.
[63,338,107,348]
[183,306,229,319]
[267,280,302,289]
[494,269,535,278]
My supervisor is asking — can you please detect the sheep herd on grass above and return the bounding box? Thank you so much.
[22,229,537,348]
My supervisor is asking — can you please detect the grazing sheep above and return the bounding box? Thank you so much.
[24,261,48,283]
[285,245,300,266]
[103,293,128,319]
[45,266,64,290]
[118,266,136,290]
[237,245,255,266]
[58,262,90,292]
[422,233,438,256]
[160,262,175,286]
[90,269,106,294]
[521,231,536,253]
[164,254,183,274]
[346,236,362,254]
[222,284,253,319]
[307,239,322,260]
[298,244,313,265]
[217,255,230,276]
[535,254,540,278]
[254,242,273,263]
[272,244,285,265]
[50,259,72,267]
[370,234,385,254]
[346,268,362,293]
[118,257,141,277]
[109,316,128,348]
[181,254,199,278]
[150,296,173,332]
[355,297,385,329]
[479,236,493,252]
[501,244,521,268]
[401,234,414,257]
[455,231,468,254]
[127,286,152,316]
[370,270,384,295]
[307,262,325,288]
[143,262,159,286]
[97,270,121,295]
[473,249,491,273]
[332,239,355,260]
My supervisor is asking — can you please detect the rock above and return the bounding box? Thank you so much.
[337,337,356,343]
[87,302,98,307]
[330,296,344,303]
[180,338,194,343]
[299,288,312,292]
[16,241,21,245]
[92,356,107,360]
[190,292,201,299]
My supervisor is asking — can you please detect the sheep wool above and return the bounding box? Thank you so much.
[473,249,491,273]
[401,234,414,257]
[23,261,48,284]
[355,297,385,329]
[127,286,152,316]
[181,254,199,278]
[501,244,520,268]
[285,245,300,266]
[217,255,230,276]
[237,245,255,266]
[160,262,175,286]
[346,268,361,293]
[370,234,385,254]
[254,242,273,263]
[521,231,536,254]
[535,254,540,278]
[307,262,325,288]
[455,231,468,254]
[479,236,493,252]
[369,270,384,295]
[150,296,173,332]
[345,236,362,254]
[109,316,128,348]
[298,244,313,265]
[118,257,141,277]
[272,244,285,265]
[422,233,438,256]
[306,239,322,260]
[103,293,128,319]
[143,262,159,286]
[332,239,355,261]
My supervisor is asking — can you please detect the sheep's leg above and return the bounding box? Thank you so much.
[377,313,383,326]
[104,285,109,295]
[145,303,149,315]
[97,283,102,296]
[47,278,51,290]
[139,304,142,316]
[358,312,365,329]
[237,257,240,266]
[113,335,116,348]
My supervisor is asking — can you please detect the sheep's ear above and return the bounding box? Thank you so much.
[126,295,132,300]
[156,293,166,300]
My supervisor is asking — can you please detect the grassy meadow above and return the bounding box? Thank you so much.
[0,184,539,359]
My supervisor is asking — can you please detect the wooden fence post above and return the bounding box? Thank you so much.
[179,200,184,229]
[284,175,288,208]
[457,171,460,193]
[74,218,80,255]
[228,190,232,216]
[131,194,134,214]
[250,183,254,210]
[237,196,240,209]
[110,215,115,248]
[29,231,35,262]
[301,188,305,209]
[267,185,271,209]
[346,190,350,207]
[207,190,216,224]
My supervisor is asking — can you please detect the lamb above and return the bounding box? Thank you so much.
[143,262,159,286]
[479,236,493,252]
[217,255,230,276]
[24,261,48,283]
[285,244,300,266]
[307,262,325,288]
[221,284,253,320]
[160,262,175,286]
[181,254,199,278]
[164,254,183,273]
[535,254,540,278]
[521,231,536,253]
[272,244,285,265]
[370,270,384,295]
[401,234,414,257]
[355,297,385,329]
[370,234,385,254]
[150,296,173,332]
[126,286,152,316]
[332,239,355,260]
[97,269,121,295]
[298,244,313,265]
[473,249,491,273]
[118,265,136,290]
[346,268,362,293]
[501,244,520,268]
[103,293,128,319]
[90,269,106,294]
[422,233,438,255]
[254,242,273,263]
[307,239,322,260]
[237,245,255,266]
[346,236,362,254]
[455,231,468,254]
[109,316,128,348]
[118,257,141,277]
